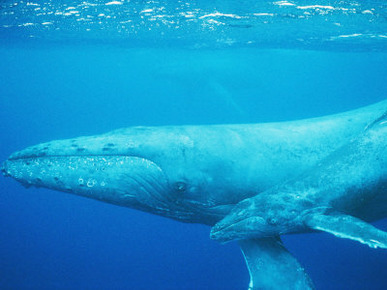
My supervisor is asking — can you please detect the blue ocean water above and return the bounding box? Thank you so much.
[0,1,386,289]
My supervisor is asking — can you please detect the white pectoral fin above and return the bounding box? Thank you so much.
[239,237,314,290]
[304,211,387,249]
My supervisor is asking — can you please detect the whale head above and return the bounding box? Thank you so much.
[210,193,307,242]
[1,126,231,223]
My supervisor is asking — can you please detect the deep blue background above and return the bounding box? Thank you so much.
[0,44,386,289]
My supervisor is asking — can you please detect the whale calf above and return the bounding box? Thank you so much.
[2,100,386,289]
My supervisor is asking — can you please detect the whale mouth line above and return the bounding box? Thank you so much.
[1,154,161,181]
[211,215,267,241]
[7,153,146,161]
[210,217,247,240]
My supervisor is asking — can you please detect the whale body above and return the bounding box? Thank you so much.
[2,100,386,289]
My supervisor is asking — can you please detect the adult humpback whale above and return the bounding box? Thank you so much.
[2,100,386,289]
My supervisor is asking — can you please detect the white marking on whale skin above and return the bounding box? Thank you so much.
[313,226,386,249]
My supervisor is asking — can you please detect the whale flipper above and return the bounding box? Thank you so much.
[304,211,387,249]
[239,237,314,290]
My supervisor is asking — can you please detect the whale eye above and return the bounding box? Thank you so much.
[268,218,278,225]
[174,181,187,192]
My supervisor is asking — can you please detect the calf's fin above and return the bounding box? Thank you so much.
[304,211,387,249]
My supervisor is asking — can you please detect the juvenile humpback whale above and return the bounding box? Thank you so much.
[2,100,387,289]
